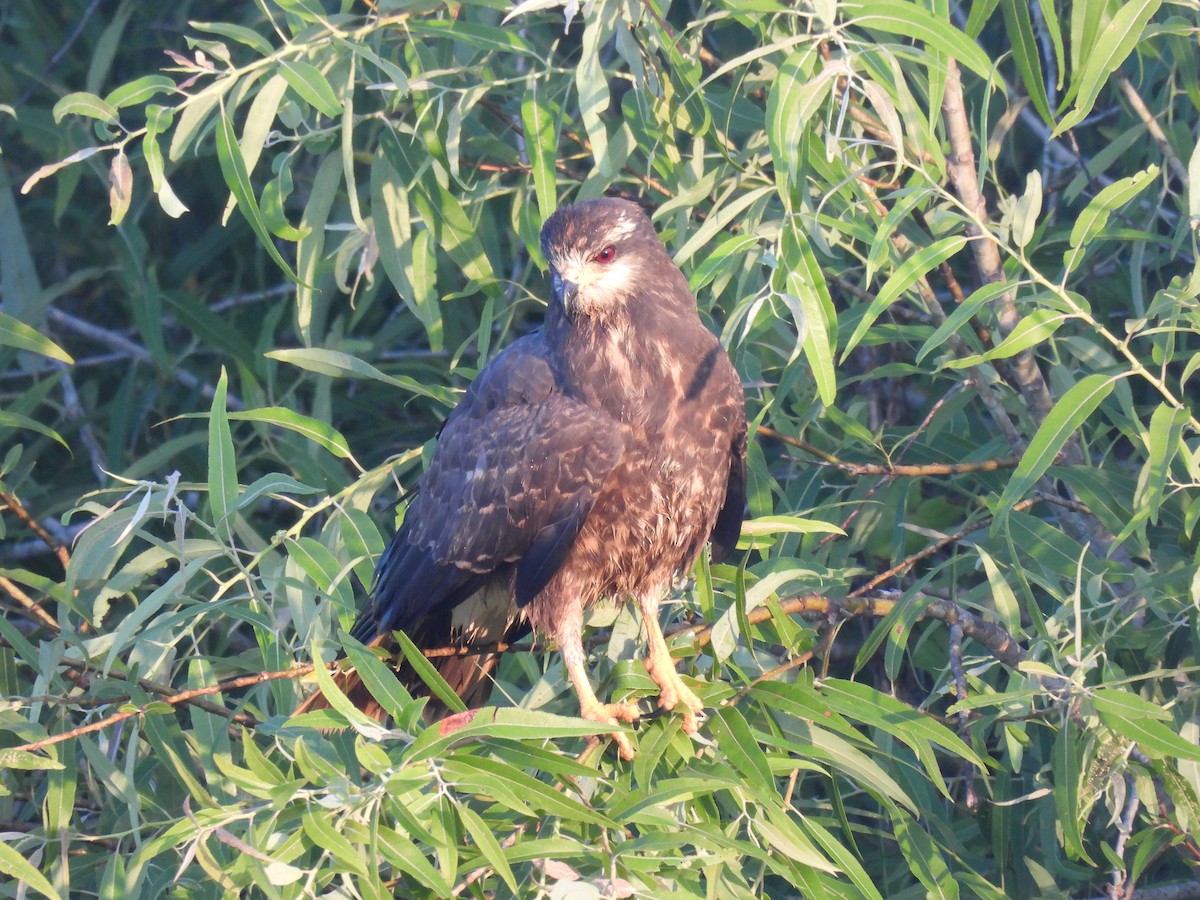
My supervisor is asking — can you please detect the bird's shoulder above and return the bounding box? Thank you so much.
[456,331,560,417]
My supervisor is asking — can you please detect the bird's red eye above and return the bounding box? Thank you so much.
[593,246,617,264]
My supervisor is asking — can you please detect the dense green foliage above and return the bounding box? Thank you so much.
[2,0,1199,896]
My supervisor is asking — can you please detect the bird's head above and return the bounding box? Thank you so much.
[540,198,665,323]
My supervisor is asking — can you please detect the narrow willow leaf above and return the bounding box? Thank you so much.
[0,310,73,362]
[1011,170,1043,249]
[915,281,1011,363]
[1063,167,1158,274]
[0,840,62,900]
[892,809,959,899]
[279,60,342,118]
[214,105,298,279]
[1055,0,1163,136]
[393,628,467,715]
[575,18,610,164]
[1053,717,1091,861]
[942,308,1068,370]
[854,1,994,79]
[1095,695,1200,761]
[104,74,175,109]
[52,91,118,124]
[107,150,133,226]
[521,83,558,221]
[456,803,519,893]
[843,235,968,358]
[766,47,824,204]
[207,366,238,541]
[1142,402,1188,525]
[1000,0,1053,125]
[265,347,452,404]
[302,808,368,875]
[740,515,844,537]
[20,146,102,195]
[339,632,415,722]
[190,20,275,55]
[784,223,837,405]
[996,374,1115,518]
[227,407,351,458]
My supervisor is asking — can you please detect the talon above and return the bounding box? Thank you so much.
[645,654,705,733]
[579,699,640,760]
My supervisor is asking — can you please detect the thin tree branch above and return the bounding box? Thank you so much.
[0,489,71,570]
[757,425,1021,476]
[1114,74,1190,188]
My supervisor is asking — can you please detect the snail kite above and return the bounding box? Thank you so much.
[298,198,747,759]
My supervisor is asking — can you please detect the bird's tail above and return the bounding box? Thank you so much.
[292,624,527,723]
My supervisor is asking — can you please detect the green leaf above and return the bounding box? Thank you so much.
[265,347,453,405]
[104,74,175,109]
[302,808,368,876]
[942,307,1069,370]
[739,515,844,537]
[996,374,1115,518]
[213,103,298,280]
[52,91,118,124]
[766,47,823,205]
[339,632,415,723]
[1000,0,1053,125]
[853,1,995,80]
[207,366,238,541]
[1063,167,1158,274]
[915,281,1012,363]
[227,407,352,459]
[1053,717,1091,861]
[844,236,968,358]
[521,82,559,222]
[392,628,467,717]
[455,802,519,893]
[1095,691,1200,760]
[0,839,63,900]
[0,311,73,363]
[279,60,342,118]
[1011,170,1043,249]
[892,809,959,899]
[1055,0,1163,136]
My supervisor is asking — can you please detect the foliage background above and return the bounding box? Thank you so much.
[1,0,1199,896]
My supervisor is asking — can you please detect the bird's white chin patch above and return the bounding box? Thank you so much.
[573,261,636,320]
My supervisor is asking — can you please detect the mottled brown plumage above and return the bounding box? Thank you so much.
[297,198,746,758]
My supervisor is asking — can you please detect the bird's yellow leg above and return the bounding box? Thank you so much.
[557,614,639,760]
[637,591,704,733]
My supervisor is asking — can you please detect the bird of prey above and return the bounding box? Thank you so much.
[298,198,746,759]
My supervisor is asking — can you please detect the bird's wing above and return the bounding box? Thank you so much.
[359,335,626,638]
[710,422,747,564]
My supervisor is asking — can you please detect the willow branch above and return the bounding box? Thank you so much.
[757,425,1020,476]
[0,574,59,631]
[1114,74,1189,187]
[0,489,71,570]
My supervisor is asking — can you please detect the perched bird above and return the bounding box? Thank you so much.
[298,198,746,759]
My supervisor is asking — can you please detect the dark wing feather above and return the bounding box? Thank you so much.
[709,405,748,564]
[355,334,625,639]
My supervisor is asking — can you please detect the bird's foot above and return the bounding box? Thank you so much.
[578,699,640,761]
[645,656,705,734]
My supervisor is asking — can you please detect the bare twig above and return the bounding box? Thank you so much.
[0,574,60,630]
[0,489,71,570]
[757,425,1020,476]
[1114,74,1190,188]
[942,59,1058,428]
[47,307,244,410]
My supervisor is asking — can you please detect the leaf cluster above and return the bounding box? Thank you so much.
[1,0,1199,897]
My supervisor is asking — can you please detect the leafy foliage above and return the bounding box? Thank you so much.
[2,0,1199,896]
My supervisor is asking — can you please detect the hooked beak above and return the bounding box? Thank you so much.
[551,271,579,319]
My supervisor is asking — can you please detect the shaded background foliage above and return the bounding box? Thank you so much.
[1,0,1199,897]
